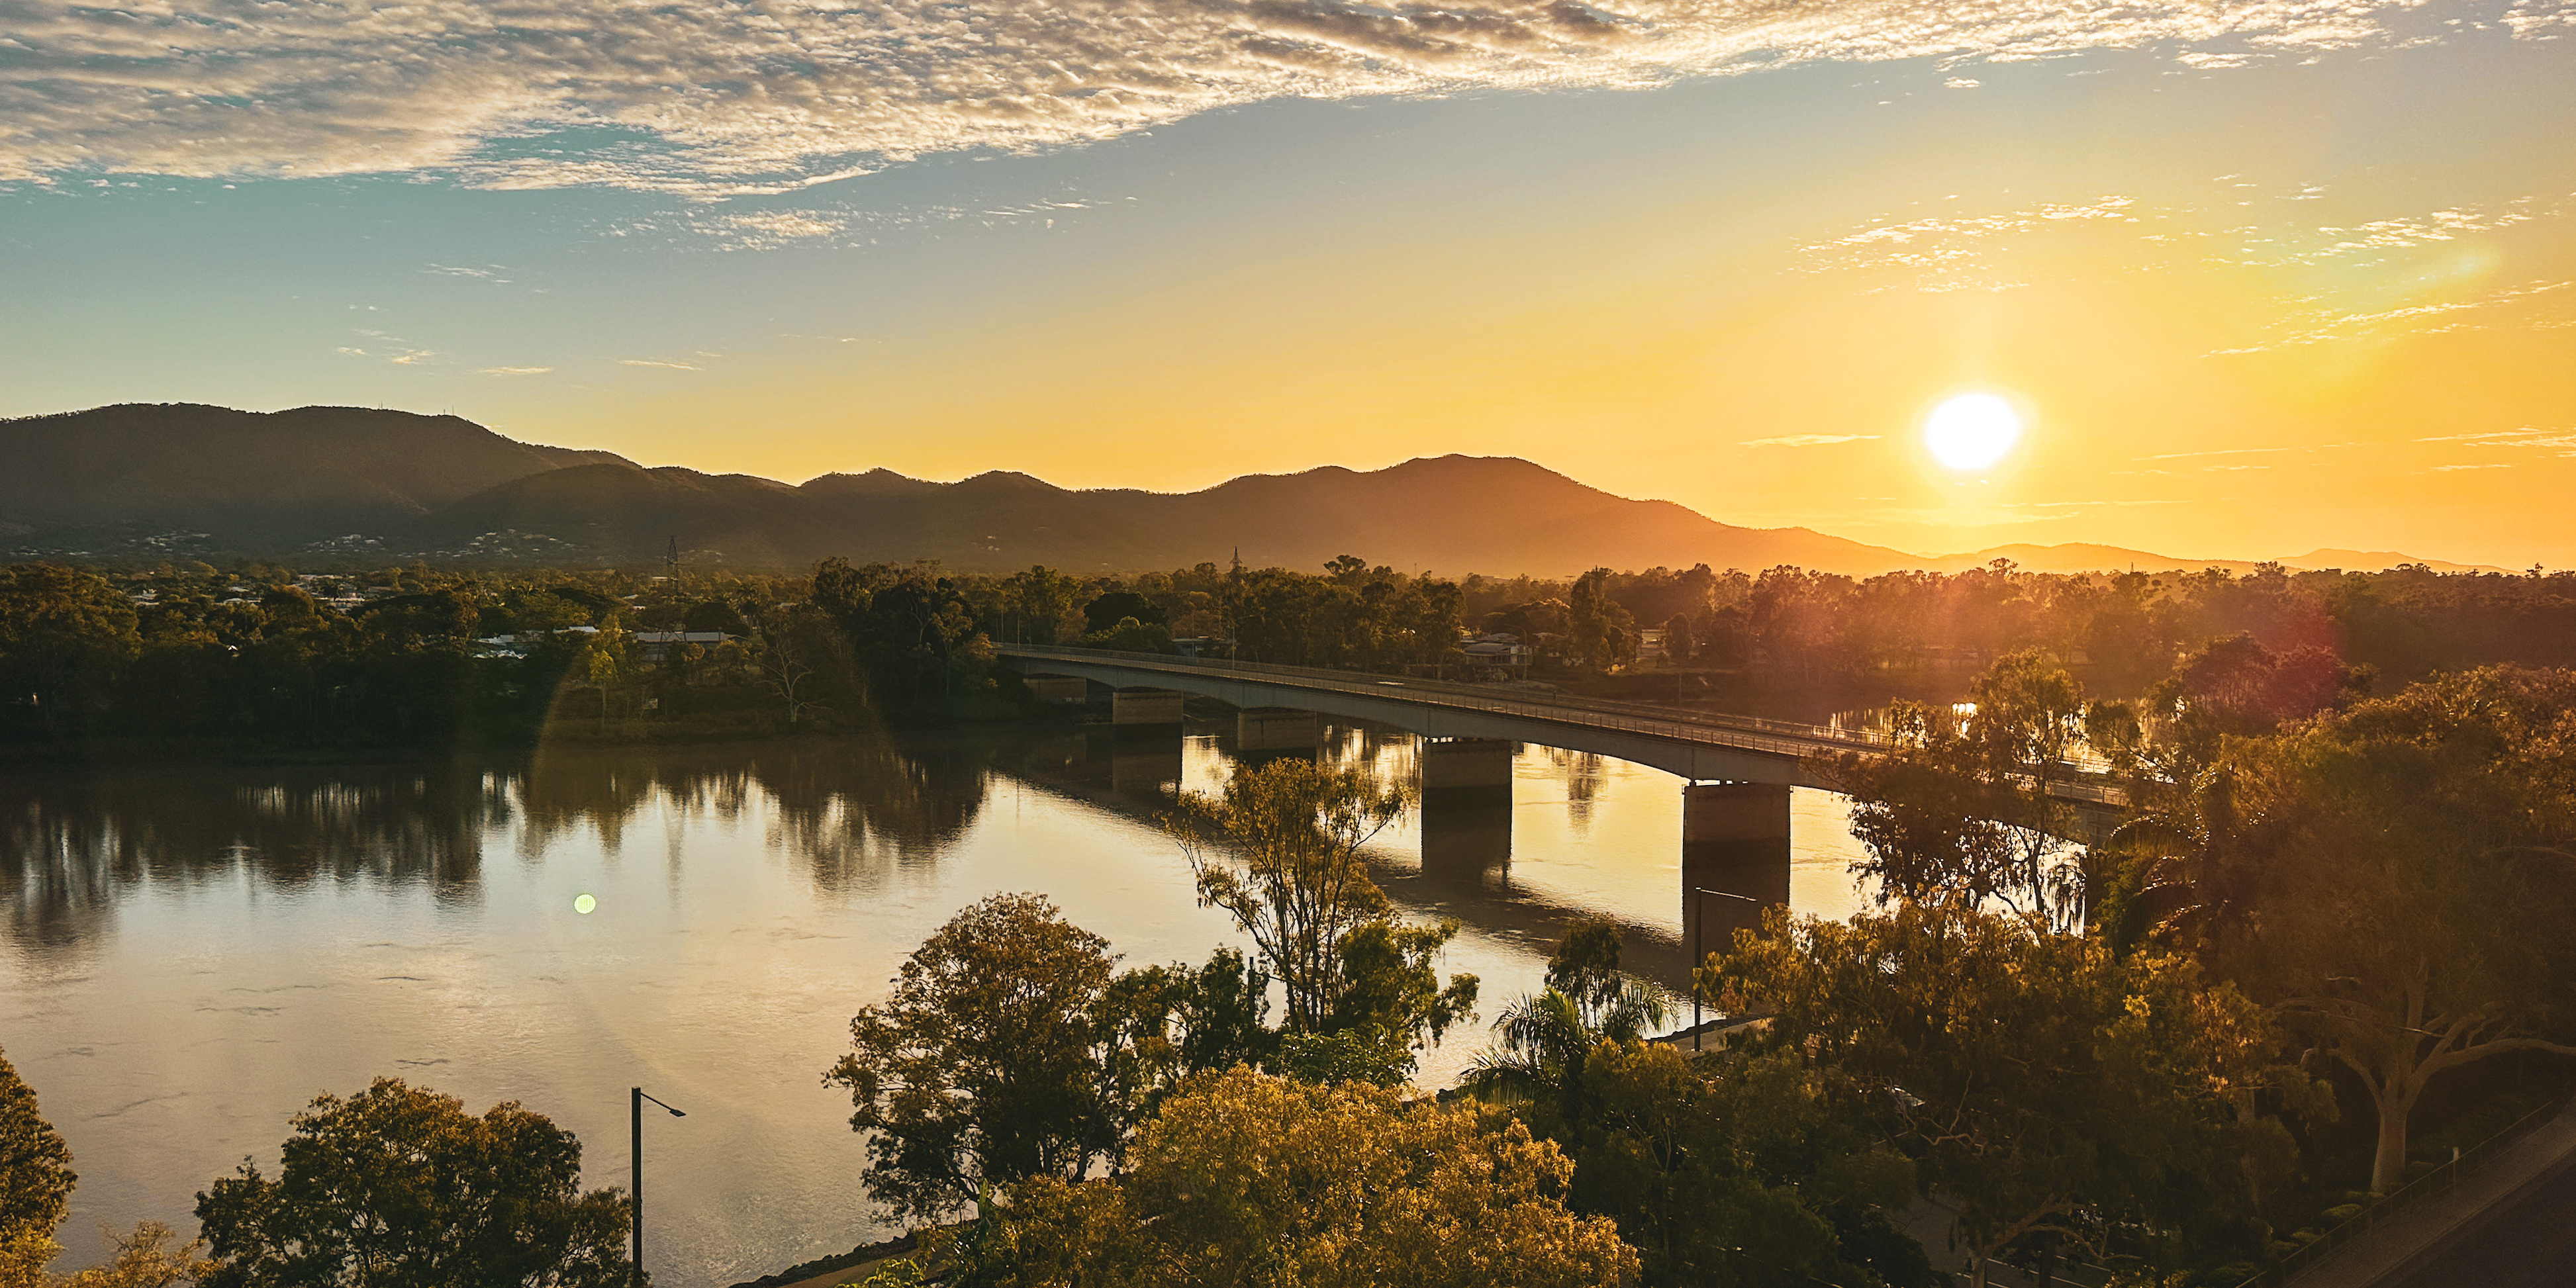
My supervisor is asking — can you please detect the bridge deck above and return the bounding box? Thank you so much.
[994,645,2123,809]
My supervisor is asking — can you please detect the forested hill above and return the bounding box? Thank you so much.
[0,404,1914,574]
[414,453,1922,576]
[0,404,622,546]
[0,404,2503,576]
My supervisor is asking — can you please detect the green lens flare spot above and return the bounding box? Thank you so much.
[573,894,597,915]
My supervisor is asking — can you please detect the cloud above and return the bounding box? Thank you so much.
[483,365,553,375]
[2418,426,2576,454]
[0,0,2465,193]
[2211,275,2576,353]
[619,359,698,369]
[1793,194,2140,285]
[2221,195,2562,267]
[2144,446,2291,460]
[1743,433,1881,447]
[2434,463,2513,471]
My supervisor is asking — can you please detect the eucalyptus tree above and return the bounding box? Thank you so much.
[1167,759,1476,1081]
[2201,666,2576,1193]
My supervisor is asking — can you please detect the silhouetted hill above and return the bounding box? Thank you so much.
[386,452,1912,575]
[0,405,2503,576]
[0,404,622,547]
[1923,542,2512,576]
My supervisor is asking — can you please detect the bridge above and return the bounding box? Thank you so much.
[994,644,2124,953]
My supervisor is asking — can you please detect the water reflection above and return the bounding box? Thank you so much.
[1,737,1003,954]
[4,766,508,952]
[0,718,1878,1288]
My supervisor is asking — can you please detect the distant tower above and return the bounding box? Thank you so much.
[1230,546,1243,573]
[665,536,679,577]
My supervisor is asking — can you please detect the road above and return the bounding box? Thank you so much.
[2377,1154,2576,1288]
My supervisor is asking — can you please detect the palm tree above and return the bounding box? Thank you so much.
[1463,917,1670,1110]
[1462,977,1669,1109]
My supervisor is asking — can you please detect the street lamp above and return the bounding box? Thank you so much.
[632,1087,687,1287]
[1689,887,1761,1052]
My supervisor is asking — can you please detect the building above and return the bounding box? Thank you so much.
[631,630,736,663]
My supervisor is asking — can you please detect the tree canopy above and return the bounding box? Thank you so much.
[952,1067,1639,1288]
[193,1078,630,1288]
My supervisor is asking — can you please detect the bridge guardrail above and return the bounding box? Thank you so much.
[994,644,2124,805]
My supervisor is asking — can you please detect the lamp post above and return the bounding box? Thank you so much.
[631,1087,686,1287]
[1689,887,1761,1052]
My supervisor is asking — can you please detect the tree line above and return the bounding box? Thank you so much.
[18,551,2573,753]
[0,558,1002,752]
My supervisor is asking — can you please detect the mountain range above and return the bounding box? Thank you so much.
[0,404,2507,577]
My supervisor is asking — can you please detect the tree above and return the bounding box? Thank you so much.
[0,565,140,740]
[952,1068,1639,1288]
[1557,1042,1929,1288]
[1822,651,2097,933]
[1566,571,1637,674]
[1319,919,1480,1081]
[826,894,1165,1222]
[1703,903,2310,1285]
[1080,592,1167,636]
[2204,667,2576,1193]
[1168,759,1406,1031]
[0,1045,74,1286]
[1660,615,1695,666]
[1169,760,1477,1077]
[0,1046,72,1251]
[998,567,1084,645]
[1464,919,1668,1115]
[1076,618,1175,655]
[753,604,842,725]
[20,1224,208,1288]
[193,1078,630,1288]
[812,559,990,717]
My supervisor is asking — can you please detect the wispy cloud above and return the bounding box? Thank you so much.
[1743,434,1881,447]
[2211,276,2576,354]
[2220,195,2562,267]
[0,0,2473,193]
[483,366,553,376]
[2418,426,2576,454]
[620,359,698,370]
[1794,194,2140,286]
[2145,446,2292,460]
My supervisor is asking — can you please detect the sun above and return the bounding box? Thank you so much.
[1924,393,2023,471]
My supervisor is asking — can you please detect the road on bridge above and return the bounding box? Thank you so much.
[993,644,2124,809]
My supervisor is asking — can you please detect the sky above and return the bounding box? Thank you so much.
[3,0,2573,566]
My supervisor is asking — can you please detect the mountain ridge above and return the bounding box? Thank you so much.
[0,404,2508,576]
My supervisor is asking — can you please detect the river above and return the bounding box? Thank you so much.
[0,717,1879,1287]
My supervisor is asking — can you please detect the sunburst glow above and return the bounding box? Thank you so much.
[1924,394,2023,471]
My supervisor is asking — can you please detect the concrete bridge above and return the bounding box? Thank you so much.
[996,644,2124,956]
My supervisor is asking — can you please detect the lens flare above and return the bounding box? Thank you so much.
[1924,393,2023,471]
[573,893,597,915]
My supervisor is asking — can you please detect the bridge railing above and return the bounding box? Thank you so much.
[999,643,1862,759]
[994,644,2124,804]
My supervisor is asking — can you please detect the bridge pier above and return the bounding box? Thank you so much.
[1417,738,1515,885]
[1421,788,1513,884]
[1682,782,1792,969]
[1112,688,1186,728]
[1112,732,1183,801]
[1421,737,1515,793]
[1237,708,1318,754]
[1023,674,1090,705]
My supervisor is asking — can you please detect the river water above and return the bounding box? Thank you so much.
[1,718,1878,1287]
